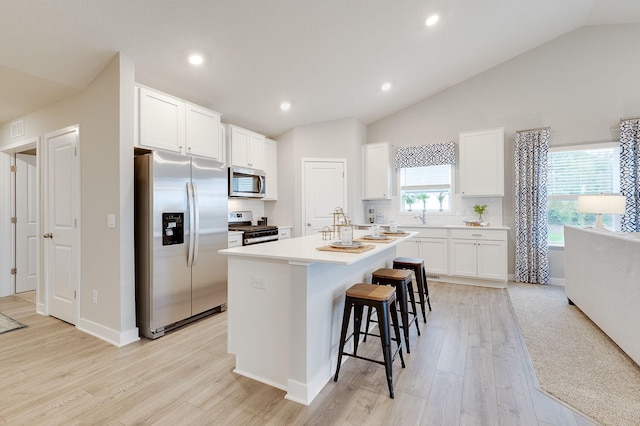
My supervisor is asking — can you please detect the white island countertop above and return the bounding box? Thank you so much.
[219,230,415,265]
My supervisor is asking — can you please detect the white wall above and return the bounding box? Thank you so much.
[366,24,640,280]
[0,53,137,345]
[266,117,366,236]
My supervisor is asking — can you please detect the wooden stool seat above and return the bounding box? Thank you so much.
[346,283,395,301]
[334,283,405,399]
[366,267,421,353]
[393,257,432,323]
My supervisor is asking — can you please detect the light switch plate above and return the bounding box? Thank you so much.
[107,214,116,229]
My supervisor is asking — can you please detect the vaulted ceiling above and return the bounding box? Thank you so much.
[1,0,639,137]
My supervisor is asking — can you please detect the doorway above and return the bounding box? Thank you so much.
[302,159,347,236]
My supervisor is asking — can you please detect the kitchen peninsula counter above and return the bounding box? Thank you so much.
[219,231,415,405]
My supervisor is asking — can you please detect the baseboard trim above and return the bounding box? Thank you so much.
[77,317,139,347]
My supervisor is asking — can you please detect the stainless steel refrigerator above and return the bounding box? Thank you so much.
[134,151,227,339]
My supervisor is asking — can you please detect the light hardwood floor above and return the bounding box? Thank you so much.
[0,282,596,425]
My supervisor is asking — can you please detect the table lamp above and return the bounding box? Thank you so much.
[577,194,626,229]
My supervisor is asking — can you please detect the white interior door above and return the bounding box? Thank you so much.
[16,153,38,293]
[45,126,80,325]
[303,160,346,236]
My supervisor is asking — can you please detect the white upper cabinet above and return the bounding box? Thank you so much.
[362,142,392,200]
[185,102,222,160]
[228,124,265,170]
[263,138,278,200]
[459,127,504,197]
[138,86,185,153]
[136,85,222,161]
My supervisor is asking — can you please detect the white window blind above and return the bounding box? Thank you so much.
[400,164,451,188]
[548,145,620,196]
[547,143,621,245]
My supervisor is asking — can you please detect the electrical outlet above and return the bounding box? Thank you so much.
[92,290,98,304]
[251,277,266,290]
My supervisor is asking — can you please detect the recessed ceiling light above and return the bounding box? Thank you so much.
[381,82,392,92]
[188,54,204,65]
[280,102,291,111]
[425,15,439,26]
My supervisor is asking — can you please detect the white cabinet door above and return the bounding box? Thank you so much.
[249,133,265,170]
[362,142,391,200]
[459,127,504,196]
[477,240,507,280]
[138,87,184,153]
[420,238,448,275]
[229,125,265,169]
[185,103,221,160]
[449,239,478,277]
[264,138,278,200]
[397,239,420,258]
[229,125,251,167]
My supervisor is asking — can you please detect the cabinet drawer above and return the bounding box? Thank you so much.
[228,232,243,247]
[449,228,507,241]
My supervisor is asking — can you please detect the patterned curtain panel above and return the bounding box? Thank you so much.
[514,128,550,284]
[620,118,640,232]
[395,141,455,169]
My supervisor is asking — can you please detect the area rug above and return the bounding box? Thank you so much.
[0,312,27,335]
[508,282,640,426]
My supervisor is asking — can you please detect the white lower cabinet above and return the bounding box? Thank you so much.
[398,226,508,287]
[449,229,507,281]
[397,228,448,275]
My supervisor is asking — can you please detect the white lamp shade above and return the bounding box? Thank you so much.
[578,194,626,215]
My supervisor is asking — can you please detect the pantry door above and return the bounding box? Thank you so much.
[302,159,347,236]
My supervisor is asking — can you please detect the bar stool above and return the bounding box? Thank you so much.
[334,283,405,398]
[393,257,432,323]
[366,268,420,353]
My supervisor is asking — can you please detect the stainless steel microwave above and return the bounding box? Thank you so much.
[228,166,266,198]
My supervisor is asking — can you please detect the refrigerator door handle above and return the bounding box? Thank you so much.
[187,182,196,267]
[191,182,200,266]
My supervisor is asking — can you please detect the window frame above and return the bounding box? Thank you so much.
[547,142,621,247]
[397,164,455,216]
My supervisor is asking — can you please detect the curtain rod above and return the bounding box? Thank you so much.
[620,116,640,122]
[515,126,550,133]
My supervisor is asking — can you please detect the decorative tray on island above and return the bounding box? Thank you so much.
[330,241,363,249]
[464,220,490,227]
[362,234,387,240]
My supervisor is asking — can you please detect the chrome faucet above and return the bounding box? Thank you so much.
[414,210,427,225]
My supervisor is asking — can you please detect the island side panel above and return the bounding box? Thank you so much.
[286,248,397,405]
[227,255,292,390]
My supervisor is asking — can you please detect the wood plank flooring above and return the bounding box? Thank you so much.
[0,282,597,425]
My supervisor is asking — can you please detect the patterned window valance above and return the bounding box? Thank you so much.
[395,141,456,169]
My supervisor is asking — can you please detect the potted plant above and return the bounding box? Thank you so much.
[416,193,430,210]
[403,194,416,211]
[437,192,446,211]
[473,204,487,221]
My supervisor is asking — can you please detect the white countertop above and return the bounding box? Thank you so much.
[219,230,415,265]
[357,223,510,230]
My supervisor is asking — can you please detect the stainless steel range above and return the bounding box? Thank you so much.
[228,211,279,245]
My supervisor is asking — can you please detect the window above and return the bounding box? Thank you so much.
[547,143,621,245]
[399,164,452,212]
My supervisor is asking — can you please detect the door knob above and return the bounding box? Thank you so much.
[307,223,311,226]
[43,233,53,239]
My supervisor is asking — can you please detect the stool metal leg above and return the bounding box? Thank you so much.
[423,267,432,311]
[334,299,352,382]
[377,300,395,398]
[406,280,421,337]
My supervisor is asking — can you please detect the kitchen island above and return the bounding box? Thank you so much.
[219,230,415,405]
